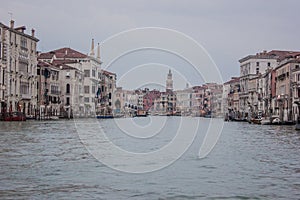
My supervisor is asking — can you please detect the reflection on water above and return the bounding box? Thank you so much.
[0,117,299,199]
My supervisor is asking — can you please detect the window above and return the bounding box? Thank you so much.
[280,85,285,95]
[20,82,29,95]
[296,65,299,69]
[268,62,271,67]
[256,68,259,74]
[66,97,70,105]
[51,85,59,95]
[84,70,90,77]
[84,97,89,103]
[92,70,96,77]
[66,84,70,94]
[92,85,96,94]
[84,86,90,94]
[256,62,259,67]
[20,37,27,49]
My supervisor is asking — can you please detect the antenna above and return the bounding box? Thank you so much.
[8,12,13,20]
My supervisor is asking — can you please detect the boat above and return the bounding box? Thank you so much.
[50,116,60,120]
[3,112,26,121]
[272,117,281,125]
[250,118,262,124]
[204,114,212,118]
[96,115,114,119]
[135,109,148,117]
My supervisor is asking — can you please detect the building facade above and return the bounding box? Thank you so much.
[0,20,39,118]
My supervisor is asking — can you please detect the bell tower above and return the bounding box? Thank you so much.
[166,69,173,91]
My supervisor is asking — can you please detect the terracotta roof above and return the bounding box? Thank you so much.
[40,47,87,60]
[38,52,54,59]
[55,47,87,59]
[267,50,300,61]
[240,50,300,63]
[224,77,240,85]
[102,70,116,76]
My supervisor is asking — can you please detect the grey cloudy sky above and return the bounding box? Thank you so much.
[1,0,299,89]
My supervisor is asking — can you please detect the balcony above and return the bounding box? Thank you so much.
[20,93,31,100]
[51,90,61,95]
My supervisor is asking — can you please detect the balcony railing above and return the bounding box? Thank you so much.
[20,93,31,100]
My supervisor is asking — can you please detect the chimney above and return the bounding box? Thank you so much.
[10,20,14,29]
[97,43,100,59]
[31,29,35,37]
[90,38,95,56]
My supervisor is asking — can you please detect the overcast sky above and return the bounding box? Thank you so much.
[1,0,299,89]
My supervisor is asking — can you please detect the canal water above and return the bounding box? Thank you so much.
[0,117,299,199]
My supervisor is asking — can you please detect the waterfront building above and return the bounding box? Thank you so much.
[143,89,161,112]
[153,70,176,115]
[205,83,223,117]
[36,60,61,118]
[36,59,84,118]
[58,61,84,118]
[291,59,300,121]
[175,86,192,115]
[275,57,300,122]
[191,85,206,116]
[113,87,125,114]
[238,50,300,121]
[97,69,116,116]
[113,87,139,116]
[223,77,240,119]
[153,91,176,115]
[38,42,116,117]
[248,75,261,117]
[0,20,39,118]
[239,50,278,118]
[260,68,275,118]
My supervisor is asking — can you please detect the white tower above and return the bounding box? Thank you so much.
[166,69,173,91]
[89,38,95,56]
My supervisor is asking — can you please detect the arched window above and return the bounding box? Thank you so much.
[66,84,70,94]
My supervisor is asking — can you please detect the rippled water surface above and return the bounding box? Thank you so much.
[0,117,300,199]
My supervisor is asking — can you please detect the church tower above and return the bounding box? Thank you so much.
[166,69,173,91]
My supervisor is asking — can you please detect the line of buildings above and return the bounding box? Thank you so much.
[1,20,299,122]
[0,19,224,120]
[114,70,224,117]
[0,20,116,119]
[223,50,300,123]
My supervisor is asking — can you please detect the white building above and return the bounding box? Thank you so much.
[239,50,277,117]
[175,86,192,115]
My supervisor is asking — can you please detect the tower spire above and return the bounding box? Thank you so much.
[90,38,95,56]
[97,43,100,59]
